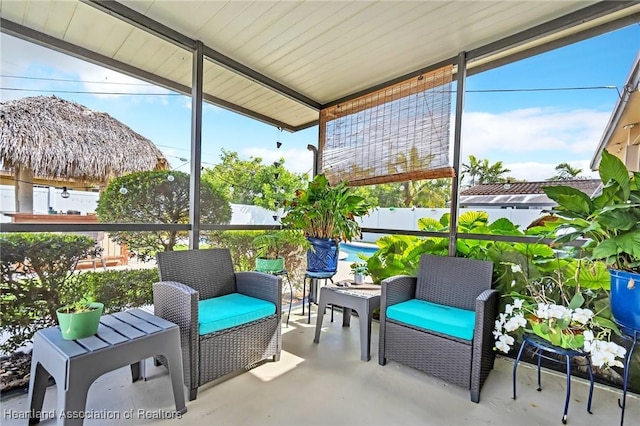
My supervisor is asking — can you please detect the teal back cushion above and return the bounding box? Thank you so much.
[386,299,475,341]
[198,293,276,335]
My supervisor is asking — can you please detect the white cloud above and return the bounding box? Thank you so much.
[460,107,609,159]
[241,147,314,175]
[504,160,599,182]
[451,107,609,181]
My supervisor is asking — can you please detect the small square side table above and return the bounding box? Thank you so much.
[313,282,381,361]
[28,309,186,425]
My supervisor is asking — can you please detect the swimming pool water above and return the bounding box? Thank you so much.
[340,242,378,263]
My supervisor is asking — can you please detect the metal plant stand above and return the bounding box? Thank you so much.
[302,271,334,324]
[617,327,639,426]
[513,334,594,424]
[267,270,293,327]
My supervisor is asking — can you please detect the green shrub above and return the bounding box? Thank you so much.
[205,230,306,288]
[365,211,612,323]
[62,268,158,314]
[0,233,95,353]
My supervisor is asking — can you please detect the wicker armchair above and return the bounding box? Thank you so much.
[153,249,282,401]
[378,254,498,403]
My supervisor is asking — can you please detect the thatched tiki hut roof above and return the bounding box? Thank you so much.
[0,95,169,212]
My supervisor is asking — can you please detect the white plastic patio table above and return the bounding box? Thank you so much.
[313,283,381,361]
[27,308,186,425]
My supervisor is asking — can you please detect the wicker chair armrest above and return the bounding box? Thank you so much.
[471,288,499,396]
[381,275,417,308]
[152,280,199,342]
[236,271,282,317]
[474,288,499,329]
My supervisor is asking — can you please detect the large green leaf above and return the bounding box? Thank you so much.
[439,213,450,227]
[557,194,592,216]
[488,217,522,235]
[595,206,640,231]
[599,150,630,200]
[417,217,442,231]
[613,232,640,259]
[513,243,555,258]
[592,239,621,260]
[543,186,592,214]
[458,211,488,230]
[565,260,610,290]
[592,316,620,335]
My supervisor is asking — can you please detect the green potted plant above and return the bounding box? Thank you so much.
[252,231,288,273]
[349,261,369,284]
[56,297,104,340]
[281,174,371,274]
[543,150,640,331]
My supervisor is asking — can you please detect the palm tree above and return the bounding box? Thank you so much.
[481,160,511,184]
[461,155,482,186]
[548,162,584,180]
[462,155,511,185]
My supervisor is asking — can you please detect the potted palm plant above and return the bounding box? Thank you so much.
[281,174,371,274]
[543,150,640,331]
[252,231,289,273]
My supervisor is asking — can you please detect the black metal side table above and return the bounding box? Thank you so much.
[513,334,594,424]
[263,270,293,327]
[302,271,334,324]
[617,326,639,426]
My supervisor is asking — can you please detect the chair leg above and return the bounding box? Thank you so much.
[273,353,281,362]
[188,388,198,401]
[470,390,480,403]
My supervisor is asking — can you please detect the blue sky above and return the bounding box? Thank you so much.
[1,24,639,181]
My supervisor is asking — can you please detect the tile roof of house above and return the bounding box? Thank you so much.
[460,179,602,196]
[458,179,602,207]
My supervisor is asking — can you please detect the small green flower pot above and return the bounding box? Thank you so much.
[56,302,104,340]
[255,257,285,273]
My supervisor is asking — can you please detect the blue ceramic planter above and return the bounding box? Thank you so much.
[610,269,640,332]
[306,237,339,274]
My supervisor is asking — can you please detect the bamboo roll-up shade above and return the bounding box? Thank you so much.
[319,65,454,186]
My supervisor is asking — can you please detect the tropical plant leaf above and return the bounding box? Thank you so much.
[488,218,522,235]
[458,211,488,230]
[595,205,640,231]
[549,328,562,346]
[592,316,621,335]
[599,150,630,200]
[540,323,550,334]
[543,186,592,214]
[513,243,555,258]
[613,232,640,259]
[568,292,585,309]
[417,217,442,231]
[571,261,610,290]
[592,239,621,261]
[439,213,450,227]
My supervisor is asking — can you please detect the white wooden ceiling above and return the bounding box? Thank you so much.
[1,1,638,130]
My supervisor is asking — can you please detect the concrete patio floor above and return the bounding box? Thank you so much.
[2,306,637,426]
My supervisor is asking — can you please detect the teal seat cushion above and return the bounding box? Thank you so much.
[386,299,476,341]
[198,293,276,335]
